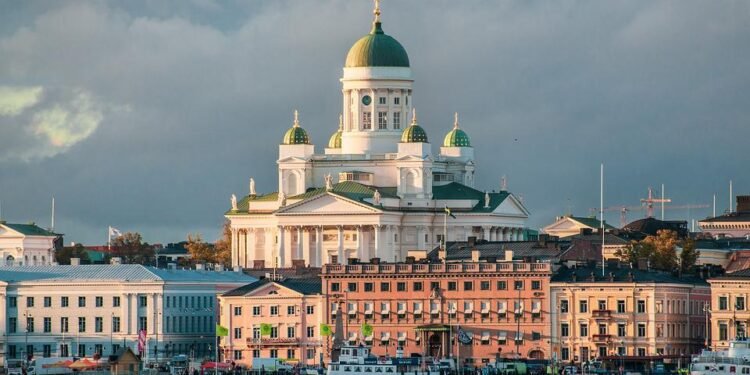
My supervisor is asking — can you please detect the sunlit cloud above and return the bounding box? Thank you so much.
[0,86,43,116]
[32,90,102,149]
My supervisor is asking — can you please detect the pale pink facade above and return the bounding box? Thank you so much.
[218,280,324,367]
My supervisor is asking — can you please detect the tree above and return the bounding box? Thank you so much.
[614,240,655,266]
[186,234,214,264]
[56,243,91,265]
[213,220,231,266]
[643,230,679,271]
[679,238,700,274]
[110,232,155,264]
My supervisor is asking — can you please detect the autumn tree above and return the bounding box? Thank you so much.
[679,238,700,274]
[213,220,231,266]
[642,230,680,271]
[56,243,91,265]
[186,221,232,267]
[110,232,155,264]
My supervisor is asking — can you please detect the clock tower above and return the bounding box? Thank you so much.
[340,1,413,155]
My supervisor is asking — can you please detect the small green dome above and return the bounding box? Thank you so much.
[443,114,471,147]
[345,22,410,68]
[328,130,342,148]
[401,109,428,143]
[282,110,310,145]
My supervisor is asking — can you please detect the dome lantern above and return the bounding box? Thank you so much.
[281,110,311,145]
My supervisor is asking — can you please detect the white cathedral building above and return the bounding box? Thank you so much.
[226,4,530,268]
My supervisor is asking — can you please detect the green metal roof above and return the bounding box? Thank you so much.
[1,223,57,236]
[282,126,310,145]
[401,124,428,143]
[569,216,615,230]
[327,129,342,148]
[443,127,471,147]
[432,182,511,212]
[345,22,410,68]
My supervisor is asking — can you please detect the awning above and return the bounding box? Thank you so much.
[415,324,450,332]
[398,332,407,341]
[532,302,541,313]
[381,332,391,340]
[348,332,358,340]
[397,303,407,314]
[515,331,523,340]
[414,304,423,314]
[498,331,507,340]
[498,302,507,313]
[481,303,490,314]
[381,304,390,313]
[348,303,357,313]
[481,332,490,341]
[431,304,440,314]
[464,304,473,314]
[364,304,374,314]
[365,335,373,341]
[448,303,457,313]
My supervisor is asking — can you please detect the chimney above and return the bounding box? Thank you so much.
[581,228,593,235]
[468,236,476,247]
[167,262,177,270]
[471,249,481,262]
[370,257,381,265]
[438,249,447,262]
[110,257,122,265]
[70,257,80,266]
[504,249,514,262]
[195,263,204,270]
[738,196,750,213]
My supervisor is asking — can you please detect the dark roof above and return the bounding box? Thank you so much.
[568,216,615,230]
[714,268,750,279]
[701,211,750,223]
[624,217,688,237]
[223,277,321,297]
[427,240,562,262]
[565,233,629,245]
[552,265,708,285]
[1,222,57,236]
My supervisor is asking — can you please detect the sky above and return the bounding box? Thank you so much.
[0,0,748,245]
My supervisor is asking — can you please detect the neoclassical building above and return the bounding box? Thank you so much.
[0,222,60,266]
[226,4,530,268]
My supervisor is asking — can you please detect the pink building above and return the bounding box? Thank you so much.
[321,260,553,367]
[218,278,324,367]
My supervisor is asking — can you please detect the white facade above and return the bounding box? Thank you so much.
[0,265,255,364]
[226,9,530,269]
[0,223,59,266]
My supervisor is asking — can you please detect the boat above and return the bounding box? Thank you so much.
[326,344,443,375]
[691,337,750,375]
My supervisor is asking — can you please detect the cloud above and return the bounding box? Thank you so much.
[0,86,42,116]
[0,87,104,162]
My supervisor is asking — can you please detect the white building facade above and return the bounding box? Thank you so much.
[226,5,530,269]
[0,223,60,266]
[0,265,255,364]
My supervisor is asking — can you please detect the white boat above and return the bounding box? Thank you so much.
[691,338,750,375]
[327,344,443,375]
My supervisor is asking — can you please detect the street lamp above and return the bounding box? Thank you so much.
[24,311,32,361]
[703,302,711,349]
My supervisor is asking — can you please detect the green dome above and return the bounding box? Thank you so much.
[401,124,428,143]
[282,110,310,145]
[345,22,410,68]
[328,130,342,148]
[443,127,471,147]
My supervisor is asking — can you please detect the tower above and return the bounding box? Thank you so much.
[278,110,314,195]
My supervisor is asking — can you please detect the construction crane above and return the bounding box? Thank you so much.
[641,186,671,219]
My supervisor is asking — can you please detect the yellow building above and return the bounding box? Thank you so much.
[708,269,750,350]
[550,265,709,369]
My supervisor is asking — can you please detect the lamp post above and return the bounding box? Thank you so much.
[703,302,711,349]
[24,311,32,361]
[110,312,114,355]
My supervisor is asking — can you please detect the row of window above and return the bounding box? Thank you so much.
[561,322,646,338]
[361,111,401,130]
[8,295,134,308]
[7,342,213,360]
[718,296,746,311]
[233,348,314,361]
[165,295,214,309]
[330,280,542,293]
[234,326,316,340]
[232,305,314,317]
[559,299,648,314]
[8,316,122,334]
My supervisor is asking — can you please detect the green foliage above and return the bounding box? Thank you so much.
[110,232,155,265]
[614,230,697,273]
[55,243,91,265]
[679,238,700,273]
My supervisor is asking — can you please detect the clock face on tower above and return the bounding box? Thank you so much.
[361,95,372,106]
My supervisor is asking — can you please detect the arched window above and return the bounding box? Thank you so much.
[287,172,298,195]
[404,171,419,195]
[6,255,14,267]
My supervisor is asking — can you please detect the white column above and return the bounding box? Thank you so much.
[316,226,323,267]
[247,228,256,268]
[356,225,363,260]
[373,225,380,259]
[482,226,491,241]
[337,226,344,264]
[265,228,274,268]
[296,226,303,261]
[230,228,238,267]
[0,292,6,337]
[156,294,163,335]
[303,227,311,266]
[416,226,423,250]
[130,293,138,335]
[277,226,286,268]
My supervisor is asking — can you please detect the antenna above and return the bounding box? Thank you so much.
[713,194,716,217]
[661,184,665,220]
[730,180,733,213]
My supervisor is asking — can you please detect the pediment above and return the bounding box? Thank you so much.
[492,194,530,217]
[243,282,304,298]
[276,193,380,215]
[395,155,432,162]
[543,218,586,233]
[277,156,309,164]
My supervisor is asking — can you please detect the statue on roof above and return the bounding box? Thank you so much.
[278,191,287,207]
[249,178,256,196]
[484,191,490,208]
[325,173,333,191]
[373,189,381,205]
[231,194,238,211]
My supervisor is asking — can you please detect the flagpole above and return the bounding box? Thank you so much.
[443,206,448,254]
[108,226,111,251]
[601,163,605,276]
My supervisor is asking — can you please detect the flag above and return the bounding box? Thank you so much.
[444,206,456,219]
[320,324,332,337]
[360,323,373,338]
[137,330,147,354]
[260,323,272,336]
[215,324,229,337]
[108,226,123,238]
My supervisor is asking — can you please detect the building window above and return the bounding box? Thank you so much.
[9,317,16,333]
[95,317,103,333]
[413,282,423,292]
[392,111,401,129]
[287,349,295,359]
[364,282,374,292]
[44,296,52,307]
[560,300,569,313]
[79,317,86,332]
[307,326,315,338]
[464,281,473,291]
[78,296,86,307]
[60,317,68,333]
[561,323,569,337]
[430,281,440,291]
[580,323,588,337]
[380,282,390,292]
[719,296,728,310]
[253,350,260,358]
[480,281,491,291]
[448,282,457,291]
[234,328,242,339]
[637,348,646,356]
[347,283,357,292]
[234,306,242,316]
[95,296,103,307]
[138,317,147,331]
[113,296,120,307]
[253,306,261,316]
[331,283,340,292]
[394,97,400,105]
[561,347,570,361]
[598,300,607,310]
[233,350,242,360]
[27,296,34,307]
[617,300,625,313]
[637,300,646,313]
[288,305,297,315]
[737,297,746,311]
[378,112,387,129]
[112,317,121,332]
[43,345,51,358]
[379,97,386,105]
[307,348,315,360]
[253,327,260,339]
[637,323,646,337]
[139,295,148,307]
[362,112,372,129]
[8,345,16,359]
[270,306,279,316]
[618,323,626,337]
[270,326,278,339]
[514,280,524,290]
[598,324,607,335]
[287,327,296,338]
[9,296,17,307]
[44,317,51,333]
[26,317,34,333]
[579,300,588,313]
[719,323,728,341]
[531,280,541,290]
[306,306,314,315]
[397,282,406,292]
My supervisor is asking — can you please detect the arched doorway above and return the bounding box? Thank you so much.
[428,333,442,358]
[528,350,545,359]
[5,255,14,266]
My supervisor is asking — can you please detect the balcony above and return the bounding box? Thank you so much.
[592,334,611,342]
[246,338,300,347]
[592,310,612,319]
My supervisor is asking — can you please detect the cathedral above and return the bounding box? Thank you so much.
[226,4,530,269]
